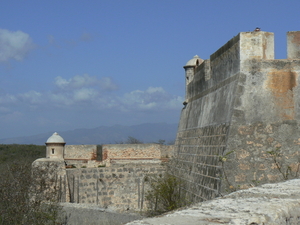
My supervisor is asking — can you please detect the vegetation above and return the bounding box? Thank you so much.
[219,150,236,192]
[267,147,300,180]
[145,173,189,216]
[0,144,64,224]
[0,144,44,166]
[126,136,143,144]
[115,136,144,144]
[155,139,166,145]
[115,136,175,145]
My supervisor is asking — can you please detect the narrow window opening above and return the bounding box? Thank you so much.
[52,148,55,154]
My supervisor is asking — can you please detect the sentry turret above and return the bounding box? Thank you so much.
[45,132,66,159]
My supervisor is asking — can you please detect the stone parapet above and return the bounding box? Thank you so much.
[65,164,165,212]
[127,179,300,225]
[102,144,173,166]
[64,145,97,160]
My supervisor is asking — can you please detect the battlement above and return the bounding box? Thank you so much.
[184,31,300,102]
[211,30,300,62]
[175,30,300,203]
[287,31,300,59]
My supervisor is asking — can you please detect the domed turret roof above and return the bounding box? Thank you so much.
[184,55,204,67]
[46,132,65,144]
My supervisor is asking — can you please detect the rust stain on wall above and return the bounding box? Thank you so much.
[266,69,297,120]
[290,32,300,44]
[102,149,108,160]
[91,152,97,160]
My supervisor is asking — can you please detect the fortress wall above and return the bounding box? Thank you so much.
[32,158,70,202]
[173,34,243,202]
[238,59,300,123]
[66,165,165,212]
[174,31,300,202]
[239,32,274,60]
[209,34,240,83]
[223,58,300,191]
[102,144,173,166]
[102,144,163,160]
[186,34,240,102]
[64,145,97,160]
[287,31,300,59]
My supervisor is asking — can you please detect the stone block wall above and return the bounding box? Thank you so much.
[226,121,300,190]
[64,145,97,160]
[102,144,173,166]
[173,31,300,203]
[224,57,300,191]
[65,165,165,212]
[32,158,70,202]
[173,124,228,202]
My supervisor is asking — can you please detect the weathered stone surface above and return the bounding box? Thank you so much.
[66,165,165,212]
[64,145,97,160]
[102,144,173,166]
[172,30,300,202]
[61,203,143,225]
[126,179,300,225]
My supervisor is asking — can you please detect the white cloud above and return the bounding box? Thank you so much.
[55,74,117,91]
[0,94,17,103]
[0,28,35,62]
[119,86,183,111]
[0,75,183,115]
[18,91,43,104]
[49,93,71,105]
[146,87,165,94]
[49,74,118,106]
[98,77,118,91]
[73,88,98,101]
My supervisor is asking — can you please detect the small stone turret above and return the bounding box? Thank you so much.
[46,132,65,159]
[183,55,203,101]
[183,55,203,85]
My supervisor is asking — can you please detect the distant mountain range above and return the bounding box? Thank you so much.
[0,123,179,145]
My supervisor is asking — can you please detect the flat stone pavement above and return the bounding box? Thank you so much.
[126,179,300,225]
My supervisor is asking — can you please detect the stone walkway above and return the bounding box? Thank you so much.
[126,179,300,225]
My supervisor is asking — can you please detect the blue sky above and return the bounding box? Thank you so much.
[0,0,299,139]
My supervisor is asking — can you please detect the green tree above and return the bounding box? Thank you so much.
[0,144,66,224]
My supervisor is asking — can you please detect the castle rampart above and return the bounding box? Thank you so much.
[32,133,171,212]
[102,144,172,166]
[66,165,165,212]
[174,30,300,202]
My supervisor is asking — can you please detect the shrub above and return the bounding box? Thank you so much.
[0,160,63,224]
[145,173,189,216]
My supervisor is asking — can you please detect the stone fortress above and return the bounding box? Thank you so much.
[33,132,172,212]
[33,30,300,224]
[172,30,300,202]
